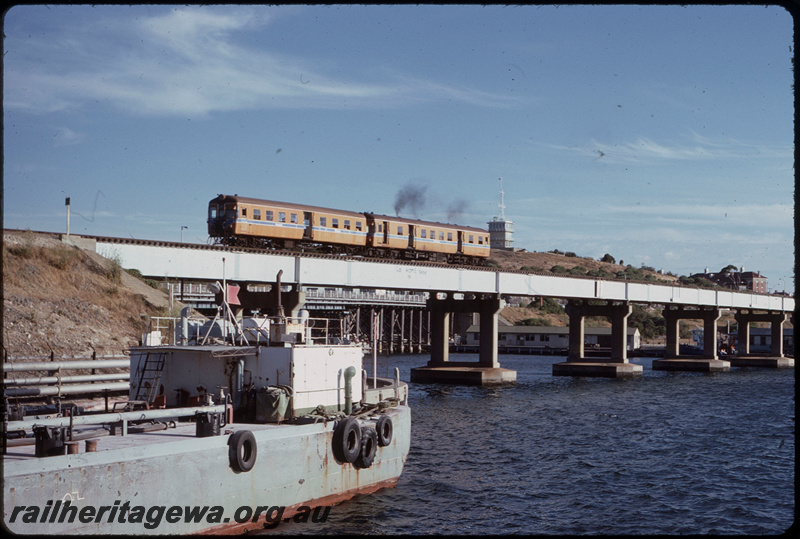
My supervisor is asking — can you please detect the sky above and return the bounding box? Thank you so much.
[2,4,795,293]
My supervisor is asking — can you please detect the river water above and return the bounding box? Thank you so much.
[271,353,795,535]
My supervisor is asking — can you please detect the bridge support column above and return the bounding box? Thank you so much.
[653,306,729,372]
[728,310,793,368]
[411,293,516,385]
[554,301,642,378]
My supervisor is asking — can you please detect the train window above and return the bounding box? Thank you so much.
[290,213,298,224]
[447,233,453,242]
[344,220,351,229]
[377,224,383,232]
[209,207,217,219]
[439,232,444,241]
[332,218,339,228]
[397,226,403,235]
[254,209,261,221]
[421,230,427,239]
[478,236,483,244]
[320,217,327,227]
[279,212,286,222]
[266,210,273,221]
[430,230,435,239]
[356,221,362,231]
[469,235,474,243]
[241,208,247,217]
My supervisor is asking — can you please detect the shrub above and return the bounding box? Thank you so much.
[520,317,550,326]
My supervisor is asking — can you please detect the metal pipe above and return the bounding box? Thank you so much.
[7,404,226,431]
[343,366,356,415]
[3,359,129,372]
[4,373,130,386]
[4,382,130,398]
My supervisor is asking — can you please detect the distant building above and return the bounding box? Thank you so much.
[460,325,641,353]
[691,267,767,293]
[487,177,514,250]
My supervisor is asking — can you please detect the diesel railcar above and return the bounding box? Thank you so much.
[207,194,490,264]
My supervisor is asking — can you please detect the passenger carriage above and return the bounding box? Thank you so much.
[208,194,490,264]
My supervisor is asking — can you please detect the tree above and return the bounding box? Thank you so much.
[601,253,616,264]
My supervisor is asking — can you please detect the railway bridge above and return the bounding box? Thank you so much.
[69,234,794,384]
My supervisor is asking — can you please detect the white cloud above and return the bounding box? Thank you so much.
[542,134,792,165]
[4,6,517,117]
[53,127,85,147]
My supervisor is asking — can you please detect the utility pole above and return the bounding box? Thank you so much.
[65,197,71,236]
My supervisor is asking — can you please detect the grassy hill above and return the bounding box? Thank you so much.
[3,230,181,357]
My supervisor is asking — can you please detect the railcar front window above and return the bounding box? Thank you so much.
[209,207,218,220]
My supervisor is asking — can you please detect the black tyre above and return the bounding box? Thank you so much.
[228,430,257,472]
[333,417,361,464]
[355,428,378,469]
[376,415,393,447]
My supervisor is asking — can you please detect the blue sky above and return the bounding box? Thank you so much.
[3,4,794,292]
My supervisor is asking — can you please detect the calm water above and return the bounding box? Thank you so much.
[270,354,795,535]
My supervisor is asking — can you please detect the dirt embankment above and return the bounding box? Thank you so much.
[489,248,678,283]
[3,230,179,358]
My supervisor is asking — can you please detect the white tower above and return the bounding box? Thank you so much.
[487,177,514,250]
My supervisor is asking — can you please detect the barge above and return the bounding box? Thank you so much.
[3,298,410,534]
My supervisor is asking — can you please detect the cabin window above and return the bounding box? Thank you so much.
[241,208,247,217]
[332,218,339,228]
[253,209,261,220]
[468,235,474,243]
[421,230,427,239]
[279,212,286,223]
[356,221,363,231]
[439,232,444,241]
[344,219,351,229]
[397,226,403,235]
[320,217,327,227]
[209,207,218,219]
[478,236,483,244]
[266,210,273,221]
[447,232,453,241]
[378,224,383,232]
[290,213,298,224]
[430,230,435,239]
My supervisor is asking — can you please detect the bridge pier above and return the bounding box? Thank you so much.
[410,293,516,385]
[652,306,729,372]
[728,310,793,368]
[553,301,643,378]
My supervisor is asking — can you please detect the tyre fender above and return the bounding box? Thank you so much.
[332,417,361,464]
[356,427,378,469]
[228,430,257,472]
[376,415,393,447]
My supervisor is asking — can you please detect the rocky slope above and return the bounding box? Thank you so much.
[3,230,180,358]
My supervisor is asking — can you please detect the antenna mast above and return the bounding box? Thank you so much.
[498,177,506,220]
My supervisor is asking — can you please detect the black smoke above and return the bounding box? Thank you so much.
[394,183,428,217]
[446,198,469,222]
